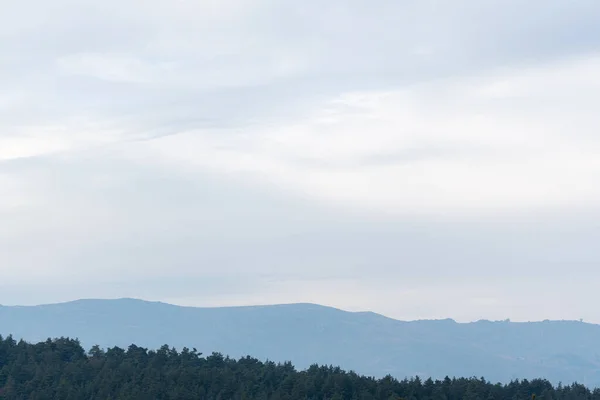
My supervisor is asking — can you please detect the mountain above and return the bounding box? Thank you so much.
[1,298,599,387]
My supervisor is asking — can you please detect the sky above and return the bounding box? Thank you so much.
[1,0,600,322]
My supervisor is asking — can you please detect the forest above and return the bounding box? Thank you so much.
[0,335,597,400]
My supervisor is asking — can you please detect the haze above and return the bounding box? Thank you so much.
[1,0,600,322]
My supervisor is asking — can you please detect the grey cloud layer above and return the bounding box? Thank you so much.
[4,0,600,126]
[1,0,600,321]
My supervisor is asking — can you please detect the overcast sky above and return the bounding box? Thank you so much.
[1,0,600,322]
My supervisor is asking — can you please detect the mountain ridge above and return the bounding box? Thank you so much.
[1,298,599,387]
[2,297,593,325]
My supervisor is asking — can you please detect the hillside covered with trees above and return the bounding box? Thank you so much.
[3,299,600,386]
[0,335,597,400]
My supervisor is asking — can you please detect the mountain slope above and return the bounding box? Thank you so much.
[1,298,599,387]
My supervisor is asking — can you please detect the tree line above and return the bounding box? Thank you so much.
[0,335,597,400]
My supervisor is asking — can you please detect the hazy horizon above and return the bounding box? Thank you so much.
[2,0,600,323]
[0,297,596,325]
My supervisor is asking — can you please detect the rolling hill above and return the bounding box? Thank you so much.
[1,298,599,387]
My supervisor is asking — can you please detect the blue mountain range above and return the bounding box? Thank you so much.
[1,298,599,387]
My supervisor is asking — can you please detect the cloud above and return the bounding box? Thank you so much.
[1,0,600,321]
[135,54,600,215]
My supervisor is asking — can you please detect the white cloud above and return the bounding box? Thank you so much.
[137,54,600,215]
[55,53,171,84]
[0,118,133,161]
[1,0,600,321]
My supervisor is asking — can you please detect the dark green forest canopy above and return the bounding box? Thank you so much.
[0,335,597,400]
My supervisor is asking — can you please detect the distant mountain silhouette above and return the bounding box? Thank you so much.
[1,298,599,386]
